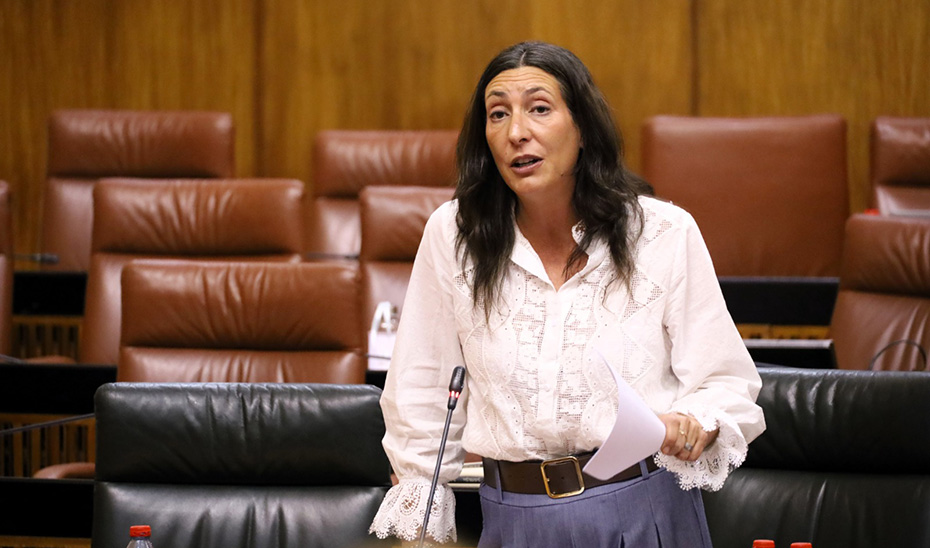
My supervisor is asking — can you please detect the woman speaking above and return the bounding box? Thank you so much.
[370,41,765,548]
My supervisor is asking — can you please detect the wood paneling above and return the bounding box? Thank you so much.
[104,0,257,177]
[0,0,256,263]
[0,1,110,265]
[257,1,532,181]
[528,0,694,172]
[697,0,930,213]
[1,0,927,257]
[258,0,692,186]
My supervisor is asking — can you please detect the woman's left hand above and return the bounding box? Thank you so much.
[657,412,719,461]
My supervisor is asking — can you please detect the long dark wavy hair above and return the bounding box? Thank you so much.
[453,41,652,313]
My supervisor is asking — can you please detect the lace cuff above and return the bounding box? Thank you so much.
[369,479,457,544]
[653,406,747,492]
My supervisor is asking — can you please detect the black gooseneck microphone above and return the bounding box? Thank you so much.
[417,365,466,548]
[14,253,60,265]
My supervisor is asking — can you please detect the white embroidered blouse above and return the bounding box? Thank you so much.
[369,196,766,543]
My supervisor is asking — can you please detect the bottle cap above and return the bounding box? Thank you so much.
[790,544,813,548]
[129,525,151,537]
[752,541,776,548]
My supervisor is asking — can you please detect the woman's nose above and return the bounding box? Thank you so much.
[508,113,530,143]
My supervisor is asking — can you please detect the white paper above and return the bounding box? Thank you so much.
[582,350,666,480]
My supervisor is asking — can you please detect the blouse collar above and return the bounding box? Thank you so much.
[511,221,609,284]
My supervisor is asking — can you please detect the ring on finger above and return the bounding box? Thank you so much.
[684,442,694,451]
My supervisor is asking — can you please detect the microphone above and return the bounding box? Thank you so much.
[0,353,28,364]
[417,365,466,548]
[446,366,466,409]
[0,413,95,437]
[303,251,360,261]
[14,253,60,265]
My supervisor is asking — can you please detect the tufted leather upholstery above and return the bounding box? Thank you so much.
[642,115,849,277]
[829,214,930,371]
[359,185,454,350]
[92,382,392,548]
[870,116,930,215]
[43,110,234,272]
[119,260,364,383]
[703,367,930,548]
[0,181,12,355]
[307,130,457,258]
[80,178,303,365]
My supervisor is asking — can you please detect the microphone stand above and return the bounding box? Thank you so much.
[0,413,95,437]
[417,365,466,548]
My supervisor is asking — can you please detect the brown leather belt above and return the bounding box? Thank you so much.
[482,453,658,499]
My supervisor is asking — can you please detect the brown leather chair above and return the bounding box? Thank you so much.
[307,130,458,259]
[119,260,364,383]
[43,109,234,272]
[358,186,454,355]
[80,178,304,365]
[37,259,361,481]
[35,180,306,479]
[0,181,13,356]
[641,115,849,277]
[830,213,930,371]
[870,116,930,216]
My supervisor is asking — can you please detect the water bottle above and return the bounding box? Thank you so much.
[126,525,154,548]
[752,541,775,548]
[790,543,813,548]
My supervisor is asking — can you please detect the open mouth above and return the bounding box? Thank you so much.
[511,157,542,168]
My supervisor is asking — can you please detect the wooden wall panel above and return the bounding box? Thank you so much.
[697,0,930,214]
[104,0,257,178]
[258,1,532,182]
[529,0,693,173]
[0,1,110,264]
[258,0,692,186]
[0,0,256,262]
[2,0,927,259]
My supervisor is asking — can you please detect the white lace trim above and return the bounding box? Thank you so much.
[653,406,747,492]
[369,480,457,543]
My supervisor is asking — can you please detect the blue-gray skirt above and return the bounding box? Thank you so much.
[477,460,713,548]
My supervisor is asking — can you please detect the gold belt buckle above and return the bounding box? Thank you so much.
[539,456,585,499]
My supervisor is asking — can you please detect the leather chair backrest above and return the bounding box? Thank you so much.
[641,115,849,277]
[359,185,454,350]
[307,130,457,258]
[120,260,363,383]
[92,382,391,548]
[44,109,234,271]
[81,178,303,365]
[703,367,930,548]
[870,116,930,215]
[829,214,930,371]
[0,181,13,355]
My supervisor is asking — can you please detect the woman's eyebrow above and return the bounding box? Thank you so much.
[485,86,552,101]
[523,86,550,97]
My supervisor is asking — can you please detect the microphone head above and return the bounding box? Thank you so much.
[446,366,466,410]
[449,365,466,392]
